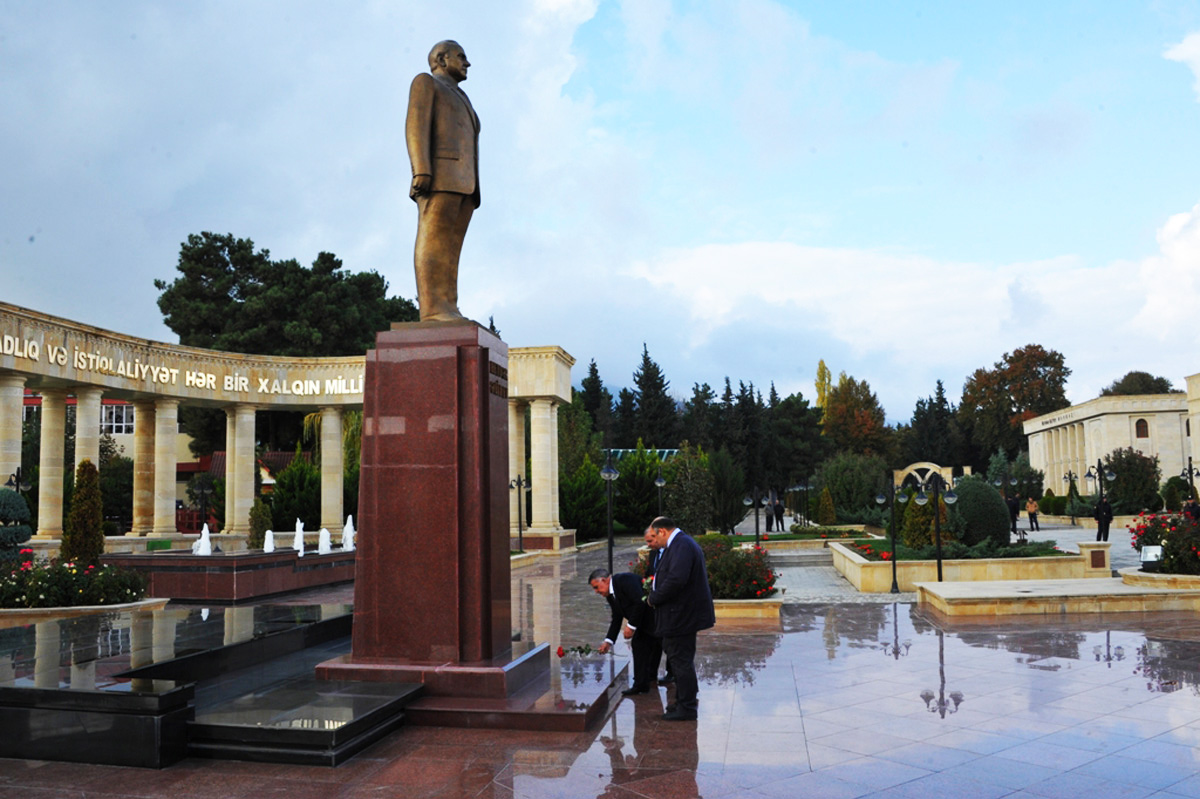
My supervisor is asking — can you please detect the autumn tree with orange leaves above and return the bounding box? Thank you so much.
[957,344,1071,468]
[822,372,894,457]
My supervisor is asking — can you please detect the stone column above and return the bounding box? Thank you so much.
[319,406,343,536]
[223,407,238,533]
[73,387,103,474]
[529,399,554,528]
[549,402,561,527]
[129,611,154,693]
[1080,422,1089,472]
[508,399,525,530]
[0,373,25,484]
[35,389,67,540]
[150,399,178,537]
[1067,424,1078,482]
[34,621,61,689]
[1047,429,1057,480]
[131,401,155,536]
[223,605,255,646]
[152,610,179,664]
[229,405,257,535]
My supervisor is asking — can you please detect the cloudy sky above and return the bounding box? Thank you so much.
[5,1,1200,422]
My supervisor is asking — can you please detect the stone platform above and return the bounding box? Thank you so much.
[917,576,1200,617]
[102,549,356,604]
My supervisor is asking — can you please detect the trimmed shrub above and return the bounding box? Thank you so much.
[1163,479,1183,513]
[248,498,272,550]
[271,447,320,531]
[62,459,104,564]
[901,494,951,549]
[947,475,1010,548]
[0,489,33,564]
[817,486,836,526]
[560,455,606,542]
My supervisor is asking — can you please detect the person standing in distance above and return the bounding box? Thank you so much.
[646,516,714,721]
[1094,495,1114,542]
[405,40,480,322]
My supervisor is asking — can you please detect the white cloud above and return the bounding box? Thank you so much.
[1165,32,1200,101]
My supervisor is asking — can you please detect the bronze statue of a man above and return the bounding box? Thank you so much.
[405,40,480,322]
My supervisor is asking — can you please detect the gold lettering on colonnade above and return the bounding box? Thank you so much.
[1,301,364,540]
[0,302,364,407]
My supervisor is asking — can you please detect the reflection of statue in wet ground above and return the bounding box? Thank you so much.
[405,39,480,322]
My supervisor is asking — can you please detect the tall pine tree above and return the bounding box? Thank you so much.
[631,345,680,448]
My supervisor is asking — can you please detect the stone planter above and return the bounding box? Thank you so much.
[713,594,784,621]
[830,542,1110,593]
[1119,568,1200,589]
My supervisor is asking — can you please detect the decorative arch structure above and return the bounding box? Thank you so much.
[892,461,970,489]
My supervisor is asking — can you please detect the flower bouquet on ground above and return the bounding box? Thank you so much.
[556,643,597,658]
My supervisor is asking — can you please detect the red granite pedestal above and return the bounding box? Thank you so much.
[318,322,551,703]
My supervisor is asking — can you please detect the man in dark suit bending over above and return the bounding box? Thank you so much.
[589,568,657,695]
[646,515,715,721]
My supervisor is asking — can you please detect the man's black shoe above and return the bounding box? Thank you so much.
[665,703,677,712]
[621,685,650,696]
[662,708,697,721]
[658,674,676,684]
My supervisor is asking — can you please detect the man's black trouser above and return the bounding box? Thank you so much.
[662,633,698,712]
[630,629,659,688]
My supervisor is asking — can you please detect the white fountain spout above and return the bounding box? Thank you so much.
[264,530,275,553]
[293,519,305,557]
[193,523,212,556]
[318,527,332,555]
[342,515,356,551]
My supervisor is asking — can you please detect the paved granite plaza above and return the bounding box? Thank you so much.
[4,533,1200,798]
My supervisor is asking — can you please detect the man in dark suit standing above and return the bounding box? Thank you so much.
[646,515,715,721]
[405,40,480,322]
[589,568,656,695]
[642,527,671,685]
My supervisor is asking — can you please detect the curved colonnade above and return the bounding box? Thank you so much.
[1,302,364,540]
[1,302,574,544]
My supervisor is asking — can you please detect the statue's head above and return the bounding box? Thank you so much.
[429,40,470,82]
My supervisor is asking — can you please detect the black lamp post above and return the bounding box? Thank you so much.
[742,486,768,546]
[879,601,911,659]
[1181,457,1198,501]
[915,474,957,582]
[509,475,531,552]
[1093,630,1125,668]
[803,480,813,526]
[1085,459,1116,507]
[875,482,910,593]
[600,451,620,573]
[920,629,963,718]
[654,466,666,516]
[196,484,213,530]
[1063,470,1080,524]
[4,467,30,496]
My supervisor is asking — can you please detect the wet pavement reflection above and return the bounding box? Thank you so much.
[5,543,1200,797]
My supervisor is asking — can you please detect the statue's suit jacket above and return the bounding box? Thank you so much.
[405,72,480,207]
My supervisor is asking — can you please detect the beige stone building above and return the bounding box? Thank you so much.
[1023,393,1193,488]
